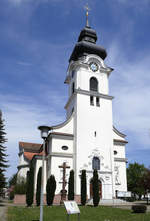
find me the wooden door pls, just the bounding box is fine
[90,180,102,199]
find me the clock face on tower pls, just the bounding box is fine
[89,62,98,72]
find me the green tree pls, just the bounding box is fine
[8,173,17,187]
[68,170,74,200]
[36,167,42,206]
[92,169,100,207]
[140,168,150,204]
[46,175,56,206]
[14,177,27,194]
[26,162,34,206]
[127,162,146,199]
[8,173,17,200]
[0,110,8,196]
[81,170,87,206]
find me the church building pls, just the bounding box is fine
[17,15,128,203]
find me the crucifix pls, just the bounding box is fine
[59,162,70,204]
[84,3,91,27]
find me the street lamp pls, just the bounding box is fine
[38,125,51,221]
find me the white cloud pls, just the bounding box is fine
[17,61,32,66]
[7,0,30,5]
[116,0,150,6]
[107,41,150,149]
[1,93,66,178]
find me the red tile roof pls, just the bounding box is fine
[19,142,42,153]
[19,141,49,161]
[24,151,44,161]
[19,141,44,161]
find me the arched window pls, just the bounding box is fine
[72,82,75,94]
[90,77,98,92]
[92,157,100,170]
[90,96,94,105]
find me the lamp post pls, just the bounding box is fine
[38,126,51,221]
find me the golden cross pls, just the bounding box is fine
[84,3,90,27]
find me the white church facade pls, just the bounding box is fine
[17,20,128,203]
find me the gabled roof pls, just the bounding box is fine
[19,141,45,162]
[19,142,42,153]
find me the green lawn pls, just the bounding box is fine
[7,205,150,221]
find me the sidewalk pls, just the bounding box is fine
[114,200,150,211]
[0,200,7,221]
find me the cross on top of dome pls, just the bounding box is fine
[84,3,90,27]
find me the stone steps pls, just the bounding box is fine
[87,198,130,205]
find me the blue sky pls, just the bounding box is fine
[1,0,150,179]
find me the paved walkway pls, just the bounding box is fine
[0,201,7,221]
[112,201,150,212]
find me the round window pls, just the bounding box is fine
[114,150,117,155]
[62,146,68,151]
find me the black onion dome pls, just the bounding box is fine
[78,27,97,43]
[69,26,107,62]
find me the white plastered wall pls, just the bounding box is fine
[17,153,29,179]
[76,67,109,95]
[114,161,127,192]
[52,113,74,134]
[114,144,126,159]
[75,92,115,199]
[17,166,29,180]
[50,156,73,194]
[51,138,73,154]
[46,114,74,194]
[34,158,47,194]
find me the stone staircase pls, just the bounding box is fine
[87,198,131,205]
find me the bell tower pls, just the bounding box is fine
[64,10,116,199]
[17,7,128,203]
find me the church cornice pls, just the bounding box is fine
[113,126,126,138]
[113,139,128,145]
[65,55,114,84]
[76,88,114,100]
[114,157,128,163]
[65,89,114,109]
[65,61,88,84]
[64,92,76,109]
[48,152,73,158]
[85,170,112,174]
[49,112,74,130]
[49,132,74,140]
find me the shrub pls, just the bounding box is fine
[36,167,42,206]
[9,191,14,200]
[132,205,147,213]
[68,170,74,200]
[8,173,17,187]
[125,197,136,202]
[26,163,34,207]
[81,170,87,206]
[46,175,56,206]
[92,169,100,207]
[14,177,27,194]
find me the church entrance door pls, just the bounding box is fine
[90,180,102,199]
